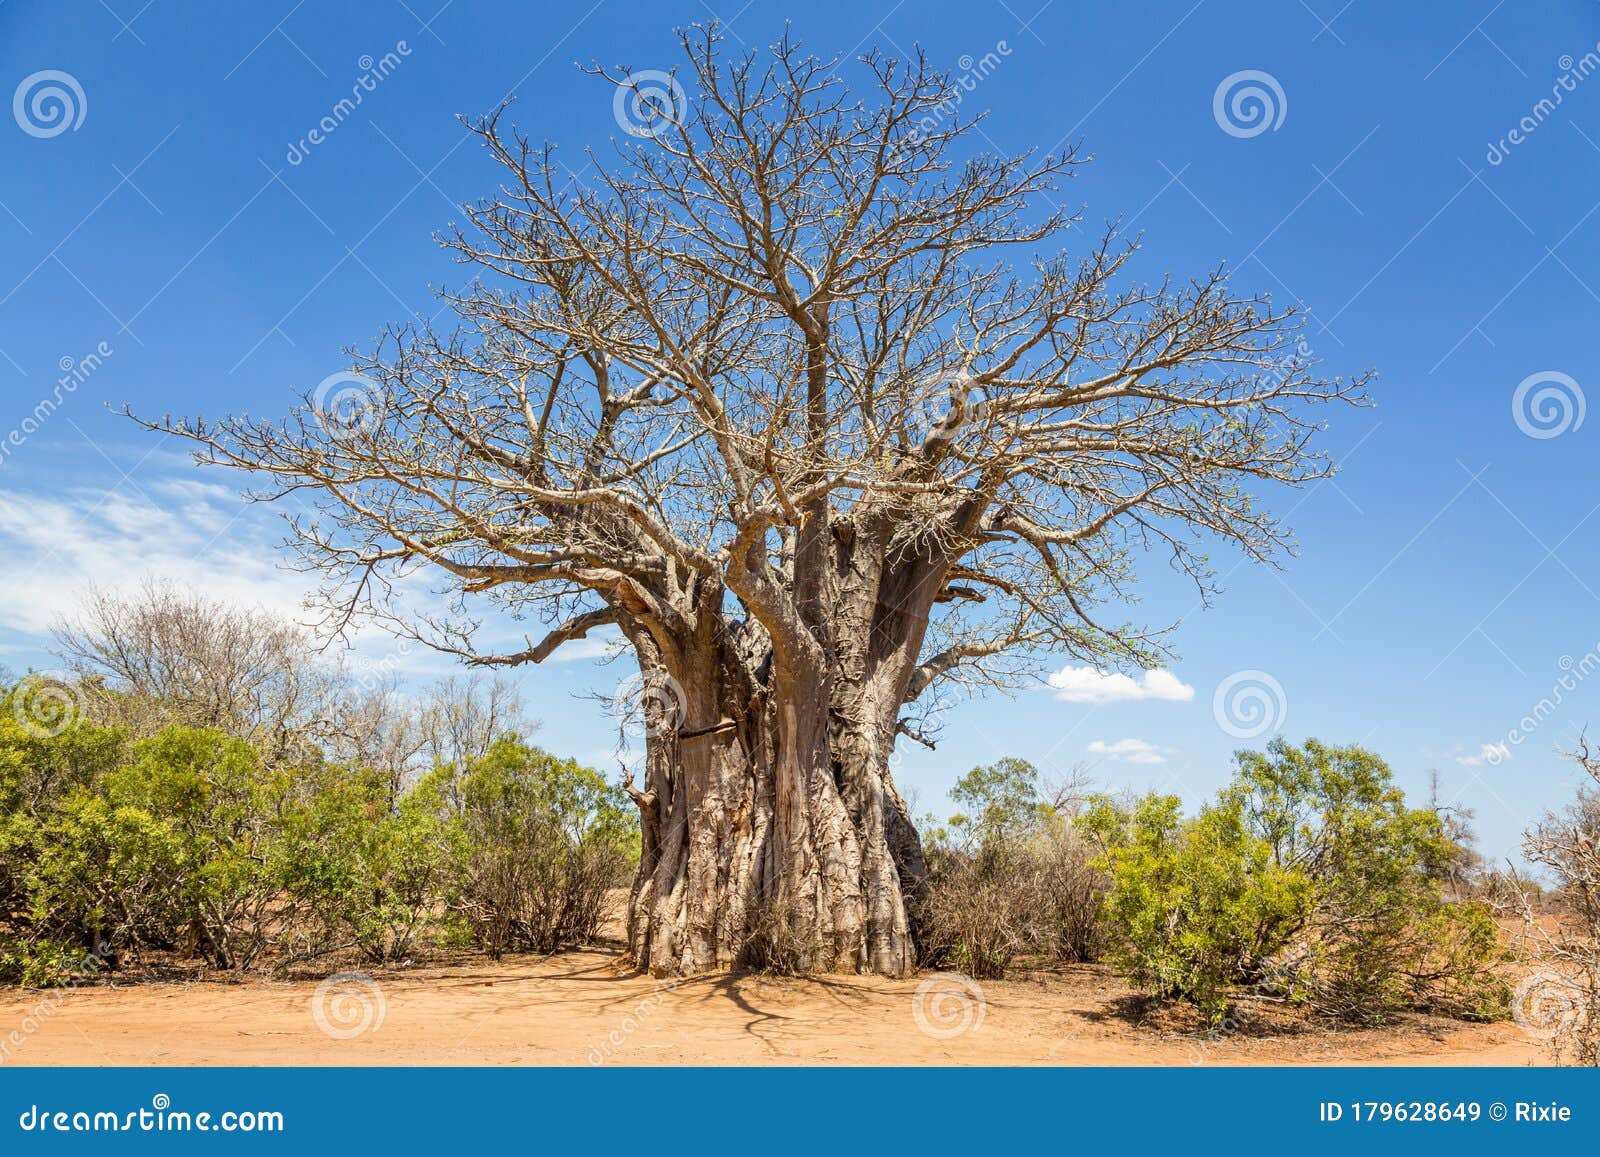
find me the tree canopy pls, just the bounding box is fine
[137,27,1368,976]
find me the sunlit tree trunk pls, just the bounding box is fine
[622,581,926,977]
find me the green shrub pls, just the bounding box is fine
[24,727,280,969]
[271,764,447,964]
[1091,793,1309,1020]
[0,675,639,980]
[1092,739,1510,1023]
[435,739,637,957]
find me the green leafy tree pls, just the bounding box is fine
[26,728,280,970]
[1092,793,1309,1019]
[945,758,1046,849]
[1228,739,1509,1021]
[1093,739,1509,1023]
[435,739,638,957]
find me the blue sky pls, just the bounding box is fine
[1,0,1597,864]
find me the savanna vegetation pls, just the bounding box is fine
[1510,741,1600,1065]
[134,27,1371,978]
[919,742,1516,1028]
[0,584,637,986]
[4,580,1594,1065]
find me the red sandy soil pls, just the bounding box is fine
[0,948,1544,1067]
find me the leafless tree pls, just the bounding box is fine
[417,674,531,769]
[54,579,328,755]
[137,28,1367,976]
[53,581,527,787]
[1517,740,1600,1064]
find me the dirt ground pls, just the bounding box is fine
[0,946,1544,1067]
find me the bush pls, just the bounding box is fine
[1032,821,1109,965]
[1092,739,1510,1024]
[0,672,638,980]
[1089,793,1309,1019]
[435,739,637,958]
[922,759,1109,977]
[923,843,1038,979]
[271,764,447,964]
[1517,741,1600,1065]
[24,728,281,970]
[0,681,126,944]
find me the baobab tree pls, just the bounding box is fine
[140,28,1367,977]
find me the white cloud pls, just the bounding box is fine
[1087,737,1172,764]
[0,475,627,684]
[1455,742,1511,767]
[0,482,313,636]
[1047,665,1195,704]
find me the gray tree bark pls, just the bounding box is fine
[621,553,931,978]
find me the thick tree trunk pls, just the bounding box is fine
[623,628,924,977]
[620,512,942,979]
